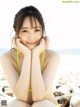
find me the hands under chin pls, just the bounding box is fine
[32,38,48,56]
[12,37,31,56]
[12,37,48,56]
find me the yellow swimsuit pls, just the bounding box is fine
[16,50,45,93]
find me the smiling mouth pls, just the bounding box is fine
[26,40,40,45]
[26,41,37,44]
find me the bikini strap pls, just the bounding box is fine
[16,50,20,75]
[41,50,45,73]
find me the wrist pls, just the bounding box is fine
[24,52,31,57]
[32,50,40,57]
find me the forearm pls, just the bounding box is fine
[14,54,31,101]
[31,53,46,101]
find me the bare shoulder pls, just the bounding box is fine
[46,49,60,60]
[0,49,16,63]
[0,51,11,60]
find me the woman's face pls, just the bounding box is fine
[18,17,43,49]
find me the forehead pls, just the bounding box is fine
[22,17,41,28]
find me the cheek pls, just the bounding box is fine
[19,35,28,43]
[36,34,42,39]
[19,33,25,38]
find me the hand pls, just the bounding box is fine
[33,37,48,56]
[12,37,31,56]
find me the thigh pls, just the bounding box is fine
[7,99,31,107]
[32,100,57,107]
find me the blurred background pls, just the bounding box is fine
[0,0,80,78]
[0,1,80,105]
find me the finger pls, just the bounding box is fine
[40,39,46,50]
[15,38,21,48]
[16,38,26,49]
[16,38,22,46]
[41,38,45,44]
[16,38,21,42]
[42,38,48,49]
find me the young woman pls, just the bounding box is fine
[0,5,60,107]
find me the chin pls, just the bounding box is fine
[27,45,36,50]
[29,47,34,50]
[25,41,39,49]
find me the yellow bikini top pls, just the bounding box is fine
[16,50,45,93]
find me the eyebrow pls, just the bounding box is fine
[21,27,42,29]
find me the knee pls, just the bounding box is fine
[31,102,38,107]
[7,99,30,107]
[32,102,40,107]
[32,100,57,107]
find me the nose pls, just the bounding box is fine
[29,34,35,40]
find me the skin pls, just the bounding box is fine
[0,17,60,107]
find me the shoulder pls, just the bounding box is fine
[0,49,17,73]
[0,49,16,62]
[46,49,60,61]
[0,51,11,60]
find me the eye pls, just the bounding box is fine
[22,30,28,32]
[35,29,41,32]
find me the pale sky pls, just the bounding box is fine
[0,0,80,50]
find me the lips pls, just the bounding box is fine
[26,39,40,45]
[26,41,37,44]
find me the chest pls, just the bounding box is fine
[12,52,49,75]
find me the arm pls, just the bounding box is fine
[31,52,46,101]
[42,52,60,104]
[12,38,31,101]
[14,54,31,101]
[0,53,31,101]
[31,51,60,102]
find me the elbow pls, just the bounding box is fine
[33,95,44,102]
[32,86,46,101]
[15,93,28,102]
[14,90,28,102]
[17,97,27,102]
[32,92,45,101]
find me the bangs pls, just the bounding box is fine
[29,16,39,28]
